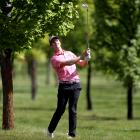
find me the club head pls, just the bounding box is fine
[82,3,88,9]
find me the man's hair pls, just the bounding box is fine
[49,36,59,45]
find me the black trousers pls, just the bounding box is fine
[48,82,81,137]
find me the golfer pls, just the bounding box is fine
[47,36,91,139]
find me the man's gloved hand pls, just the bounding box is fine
[85,48,91,61]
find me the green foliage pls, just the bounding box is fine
[93,0,140,87]
[61,0,94,54]
[61,8,86,53]
[0,0,79,51]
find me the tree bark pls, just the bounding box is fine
[27,57,37,100]
[86,61,92,110]
[127,82,133,120]
[31,59,37,100]
[0,69,1,102]
[0,49,14,129]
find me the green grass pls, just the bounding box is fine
[1,63,140,140]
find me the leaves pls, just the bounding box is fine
[93,0,140,87]
[0,0,79,51]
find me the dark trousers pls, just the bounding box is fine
[48,82,81,137]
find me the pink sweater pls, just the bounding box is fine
[51,50,80,82]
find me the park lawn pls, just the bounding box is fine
[0,63,140,140]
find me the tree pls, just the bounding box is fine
[25,49,38,100]
[0,0,79,129]
[93,0,140,119]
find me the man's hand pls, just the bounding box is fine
[83,48,91,61]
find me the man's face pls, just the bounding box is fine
[51,39,61,50]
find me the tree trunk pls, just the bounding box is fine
[127,82,133,120]
[86,61,92,110]
[31,59,37,100]
[27,58,37,100]
[0,49,14,129]
[0,65,1,102]
[0,70,1,102]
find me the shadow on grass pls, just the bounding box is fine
[80,114,140,121]
[0,106,55,112]
[121,128,140,132]
[15,106,55,111]
[80,114,119,121]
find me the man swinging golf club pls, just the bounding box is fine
[46,36,91,139]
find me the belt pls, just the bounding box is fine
[59,80,80,84]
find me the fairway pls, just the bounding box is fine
[0,62,140,140]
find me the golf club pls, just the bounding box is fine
[82,1,91,60]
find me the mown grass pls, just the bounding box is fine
[0,62,140,140]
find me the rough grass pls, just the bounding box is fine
[0,62,140,140]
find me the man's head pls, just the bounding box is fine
[49,36,62,51]
[49,36,60,46]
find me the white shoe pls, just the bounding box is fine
[67,135,74,139]
[67,133,75,139]
[47,130,54,138]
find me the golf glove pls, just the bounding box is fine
[85,49,91,61]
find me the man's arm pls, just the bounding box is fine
[60,56,88,67]
[60,49,90,67]
[60,56,82,67]
[76,59,88,67]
